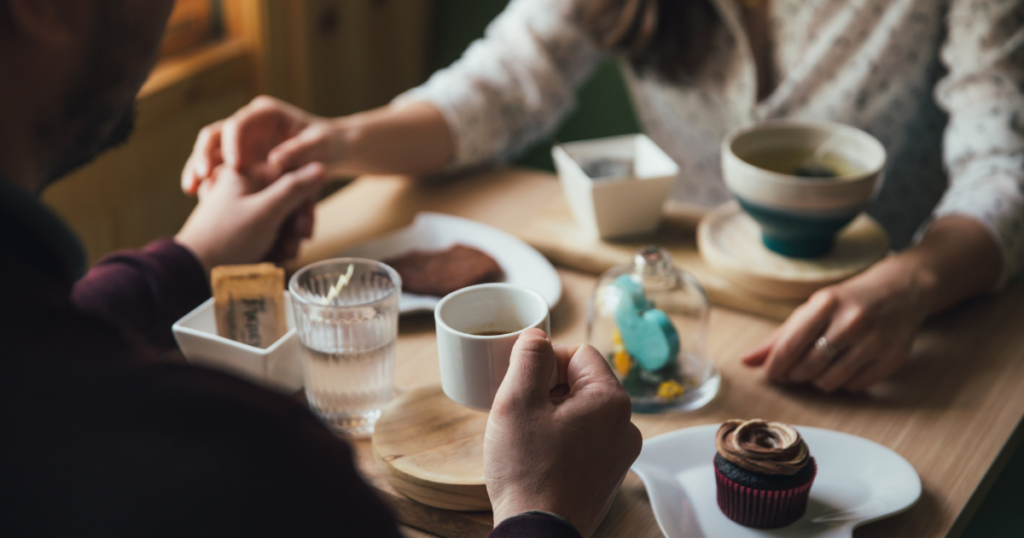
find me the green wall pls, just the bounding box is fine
[430,0,640,171]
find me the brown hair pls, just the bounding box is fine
[582,0,718,81]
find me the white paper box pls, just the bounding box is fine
[172,292,303,392]
[553,134,678,239]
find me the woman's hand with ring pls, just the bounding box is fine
[741,255,935,392]
[181,95,352,196]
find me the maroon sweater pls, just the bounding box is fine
[0,180,580,538]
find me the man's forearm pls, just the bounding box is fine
[72,239,209,350]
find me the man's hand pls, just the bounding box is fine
[485,329,642,538]
[181,96,346,195]
[175,163,325,273]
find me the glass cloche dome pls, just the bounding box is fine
[588,246,719,412]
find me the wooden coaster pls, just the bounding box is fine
[697,202,890,300]
[372,385,491,511]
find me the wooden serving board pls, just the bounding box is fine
[517,199,803,320]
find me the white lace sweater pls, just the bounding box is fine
[399,0,1024,284]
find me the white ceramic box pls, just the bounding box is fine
[552,134,679,239]
[172,292,303,392]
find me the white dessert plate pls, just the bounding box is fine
[631,424,921,538]
[341,212,562,314]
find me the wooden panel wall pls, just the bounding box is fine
[238,0,434,116]
[301,0,433,116]
[43,41,255,264]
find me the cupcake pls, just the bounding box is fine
[714,419,816,528]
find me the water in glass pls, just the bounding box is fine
[290,259,400,437]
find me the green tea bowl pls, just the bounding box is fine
[721,120,887,258]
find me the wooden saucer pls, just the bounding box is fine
[697,202,890,300]
[372,385,491,511]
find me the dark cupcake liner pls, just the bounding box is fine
[715,458,817,529]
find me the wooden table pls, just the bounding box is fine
[295,168,1024,538]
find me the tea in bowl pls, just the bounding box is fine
[721,120,886,258]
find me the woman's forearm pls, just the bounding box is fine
[898,215,1003,317]
[335,101,454,176]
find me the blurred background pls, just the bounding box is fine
[41,3,1023,534]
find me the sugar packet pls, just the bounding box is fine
[211,263,287,349]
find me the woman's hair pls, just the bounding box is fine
[582,0,718,81]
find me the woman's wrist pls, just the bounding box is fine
[864,215,1001,321]
[332,102,453,176]
[875,251,941,321]
[326,115,366,175]
[912,215,1002,315]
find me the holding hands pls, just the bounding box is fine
[175,162,325,272]
[181,96,349,195]
[181,95,453,198]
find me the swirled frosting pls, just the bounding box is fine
[715,419,810,476]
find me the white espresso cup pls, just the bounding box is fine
[435,283,553,410]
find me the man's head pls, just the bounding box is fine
[0,0,175,191]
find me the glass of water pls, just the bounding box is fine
[289,258,401,437]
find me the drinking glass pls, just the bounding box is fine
[289,258,401,437]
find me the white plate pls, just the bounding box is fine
[631,424,921,538]
[342,212,562,314]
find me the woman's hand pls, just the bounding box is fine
[181,96,346,195]
[741,259,931,392]
[485,330,642,538]
[181,96,453,197]
[742,215,1002,393]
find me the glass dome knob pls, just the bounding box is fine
[634,245,675,277]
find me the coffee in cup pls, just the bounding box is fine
[434,283,553,410]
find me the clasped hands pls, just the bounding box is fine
[175,97,339,272]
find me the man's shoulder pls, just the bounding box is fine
[1,279,344,462]
[1,323,377,534]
